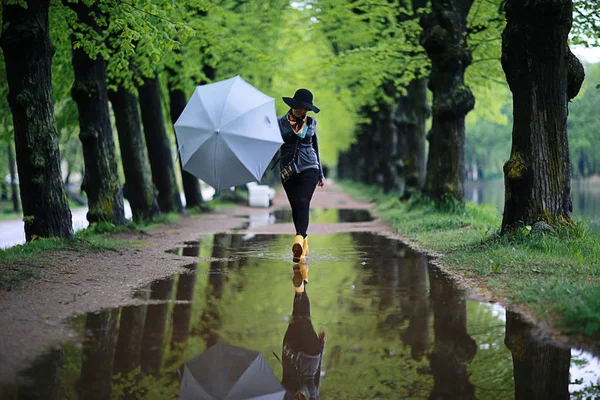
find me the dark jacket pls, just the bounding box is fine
[278,114,324,180]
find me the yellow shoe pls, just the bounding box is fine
[303,237,309,258]
[299,262,309,283]
[292,235,304,263]
[293,265,304,290]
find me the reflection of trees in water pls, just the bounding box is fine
[351,232,432,361]
[504,311,570,400]
[16,348,63,399]
[398,252,431,361]
[140,278,174,376]
[171,245,199,348]
[114,285,150,376]
[198,233,229,348]
[428,268,477,400]
[78,310,119,400]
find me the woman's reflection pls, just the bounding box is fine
[281,264,326,400]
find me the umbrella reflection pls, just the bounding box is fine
[179,342,285,400]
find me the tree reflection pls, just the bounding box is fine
[171,244,200,348]
[114,285,150,375]
[78,310,119,400]
[140,278,174,376]
[198,233,230,348]
[399,251,431,361]
[16,348,63,399]
[428,268,477,400]
[504,311,570,400]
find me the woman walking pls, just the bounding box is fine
[278,89,325,263]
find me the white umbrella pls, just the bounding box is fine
[174,75,282,192]
[179,342,285,400]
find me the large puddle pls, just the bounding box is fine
[233,208,374,231]
[1,232,599,399]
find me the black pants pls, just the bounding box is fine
[282,169,319,238]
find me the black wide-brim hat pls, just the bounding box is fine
[282,88,320,113]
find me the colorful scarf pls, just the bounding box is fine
[287,112,308,139]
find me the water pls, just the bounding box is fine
[1,233,598,399]
[234,208,374,231]
[465,178,600,232]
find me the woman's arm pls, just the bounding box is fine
[314,331,326,391]
[311,121,324,181]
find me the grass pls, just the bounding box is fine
[342,180,600,343]
[0,211,187,290]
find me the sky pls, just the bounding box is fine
[572,46,600,64]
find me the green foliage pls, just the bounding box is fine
[572,0,600,49]
[569,62,600,177]
[464,62,600,178]
[465,0,507,123]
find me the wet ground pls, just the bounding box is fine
[1,224,599,399]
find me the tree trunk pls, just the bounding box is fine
[138,75,183,214]
[108,87,160,222]
[0,0,73,241]
[7,143,20,213]
[65,1,125,226]
[376,85,401,194]
[166,69,204,208]
[420,0,475,206]
[78,310,119,400]
[500,0,585,232]
[397,78,429,200]
[504,311,571,400]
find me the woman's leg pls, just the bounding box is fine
[294,169,319,238]
[282,174,300,233]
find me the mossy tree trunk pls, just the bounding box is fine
[397,78,429,200]
[1,0,73,241]
[166,62,204,209]
[500,0,585,233]
[65,1,125,226]
[108,86,161,222]
[138,75,183,214]
[420,0,475,205]
[504,311,571,399]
